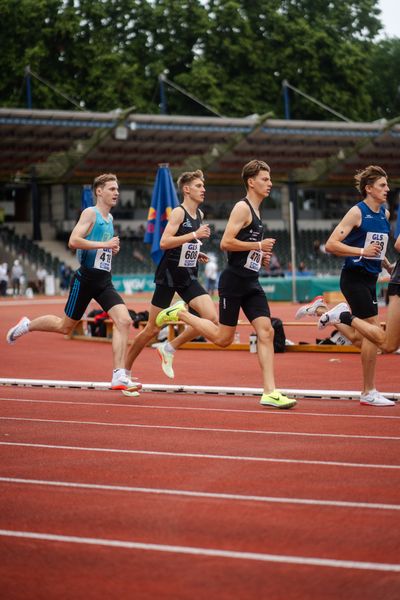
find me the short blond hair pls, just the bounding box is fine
[177,170,204,194]
[92,173,118,197]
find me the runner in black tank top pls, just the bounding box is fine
[226,198,264,278]
[156,160,296,410]
[155,206,202,287]
[125,170,219,381]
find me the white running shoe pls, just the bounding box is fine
[295,295,327,320]
[111,373,142,392]
[157,343,175,379]
[317,302,350,330]
[360,390,395,407]
[6,316,30,344]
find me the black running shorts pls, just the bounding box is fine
[151,280,208,309]
[387,283,400,297]
[218,270,270,327]
[340,268,378,319]
[65,267,124,321]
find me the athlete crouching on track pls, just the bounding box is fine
[156,160,296,409]
[124,169,219,384]
[6,173,141,394]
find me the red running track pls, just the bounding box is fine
[1,297,400,598]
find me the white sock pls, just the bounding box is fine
[164,342,175,353]
[113,368,125,378]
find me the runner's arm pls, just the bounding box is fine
[220,201,275,253]
[325,206,381,258]
[160,207,210,250]
[68,208,120,252]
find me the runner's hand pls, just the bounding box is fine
[106,236,120,254]
[260,238,275,252]
[262,252,271,268]
[198,252,209,263]
[195,224,211,240]
[363,241,381,258]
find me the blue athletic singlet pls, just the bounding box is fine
[77,207,114,271]
[342,201,390,275]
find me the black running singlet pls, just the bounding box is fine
[390,257,400,285]
[155,206,203,288]
[226,198,264,278]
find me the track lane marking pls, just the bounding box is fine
[1,476,399,511]
[1,441,399,469]
[1,397,400,420]
[1,529,399,572]
[1,416,400,441]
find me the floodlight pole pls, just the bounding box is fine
[288,176,298,303]
[31,166,42,241]
[25,66,32,109]
[282,80,290,120]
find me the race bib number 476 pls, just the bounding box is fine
[244,249,262,272]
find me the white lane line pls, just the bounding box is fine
[1,397,400,420]
[0,529,399,572]
[1,476,399,511]
[1,441,399,470]
[1,416,400,441]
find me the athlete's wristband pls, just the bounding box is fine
[360,248,364,257]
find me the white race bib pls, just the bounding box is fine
[94,248,112,271]
[244,249,262,272]
[178,242,201,268]
[363,232,388,260]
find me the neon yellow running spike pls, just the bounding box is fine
[156,300,185,328]
[260,390,297,409]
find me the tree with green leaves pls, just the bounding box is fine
[0,0,398,122]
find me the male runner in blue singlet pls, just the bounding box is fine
[6,173,140,392]
[295,165,394,406]
[156,160,296,409]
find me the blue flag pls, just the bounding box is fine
[144,164,180,265]
[81,185,94,210]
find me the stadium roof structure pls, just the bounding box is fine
[1,107,400,187]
